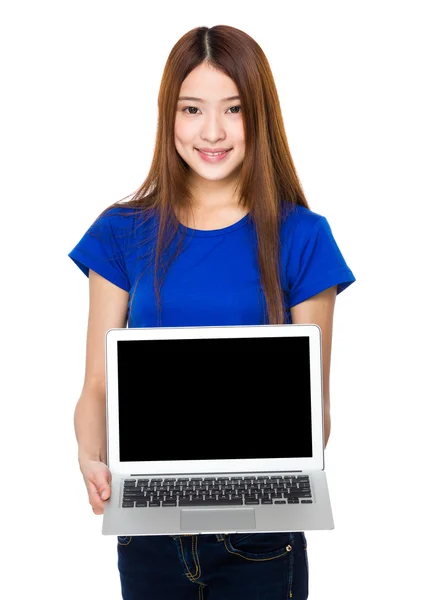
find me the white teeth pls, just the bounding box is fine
[200,150,227,156]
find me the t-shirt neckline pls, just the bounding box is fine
[180,213,251,237]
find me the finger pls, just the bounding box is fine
[100,487,111,500]
[86,480,103,507]
[92,504,104,515]
[88,480,111,511]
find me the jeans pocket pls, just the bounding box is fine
[224,532,293,561]
[117,536,132,546]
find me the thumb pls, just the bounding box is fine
[95,475,111,500]
[100,489,109,500]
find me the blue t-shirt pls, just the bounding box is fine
[68,204,355,326]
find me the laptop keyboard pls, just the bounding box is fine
[121,475,313,508]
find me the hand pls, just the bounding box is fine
[79,459,112,515]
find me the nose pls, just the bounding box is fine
[200,111,226,143]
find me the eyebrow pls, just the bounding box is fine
[178,95,241,103]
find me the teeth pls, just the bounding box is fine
[201,150,226,156]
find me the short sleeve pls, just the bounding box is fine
[287,215,356,307]
[68,208,131,291]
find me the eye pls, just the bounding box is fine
[228,105,242,114]
[182,106,201,115]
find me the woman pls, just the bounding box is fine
[69,24,355,600]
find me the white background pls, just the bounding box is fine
[1,1,420,598]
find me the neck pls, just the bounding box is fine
[187,171,241,210]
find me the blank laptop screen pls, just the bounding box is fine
[116,336,313,462]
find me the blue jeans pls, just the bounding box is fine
[117,532,309,599]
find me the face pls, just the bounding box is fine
[174,63,245,186]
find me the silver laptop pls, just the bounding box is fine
[102,323,334,535]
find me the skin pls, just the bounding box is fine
[75,63,336,515]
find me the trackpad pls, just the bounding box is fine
[181,508,256,532]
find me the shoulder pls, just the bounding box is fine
[92,204,141,230]
[90,204,158,244]
[280,203,332,250]
[281,203,326,234]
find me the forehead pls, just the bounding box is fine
[179,63,239,100]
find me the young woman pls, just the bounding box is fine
[69,24,355,600]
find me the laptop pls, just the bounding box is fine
[102,323,334,535]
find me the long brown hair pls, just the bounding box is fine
[98,25,309,324]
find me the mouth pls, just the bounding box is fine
[194,148,233,163]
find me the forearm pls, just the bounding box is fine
[74,385,107,465]
[324,410,331,448]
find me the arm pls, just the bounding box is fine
[74,269,129,467]
[290,285,337,448]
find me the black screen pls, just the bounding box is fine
[116,336,313,461]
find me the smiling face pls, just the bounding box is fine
[174,62,245,188]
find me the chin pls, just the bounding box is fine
[196,170,235,182]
